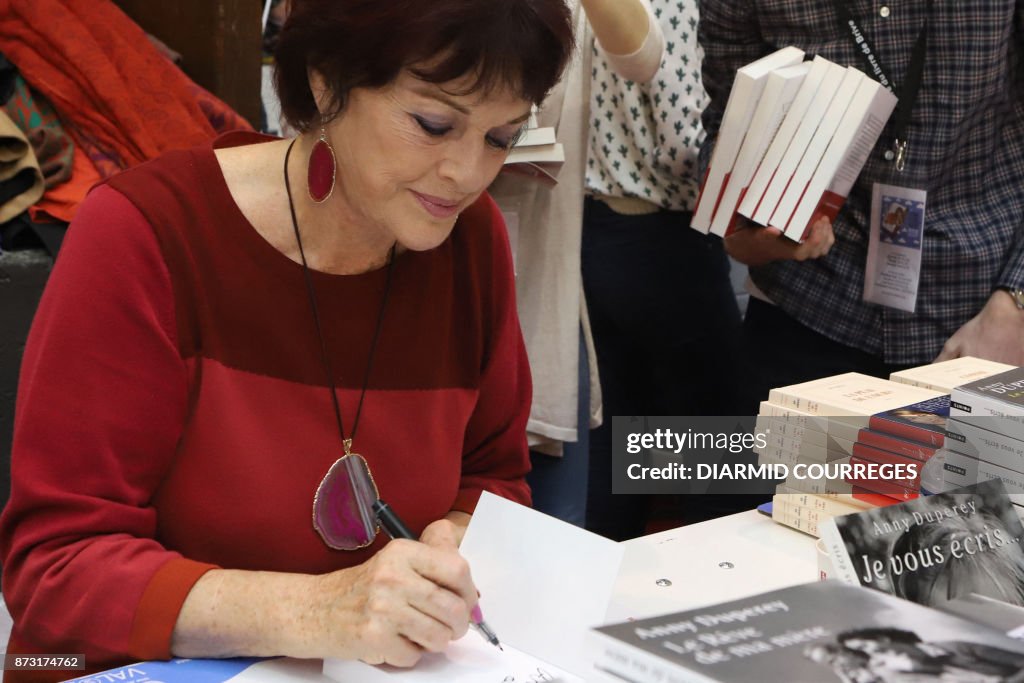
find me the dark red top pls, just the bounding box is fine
[0,134,532,681]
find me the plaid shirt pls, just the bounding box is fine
[699,1,1024,364]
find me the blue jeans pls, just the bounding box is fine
[527,330,590,528]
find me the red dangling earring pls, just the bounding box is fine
[307,124,336,203]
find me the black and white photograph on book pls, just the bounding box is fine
[820,479,1024,609]
[1,0,1023,681]
[591,582,1024,683]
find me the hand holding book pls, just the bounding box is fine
[724,213,835,267]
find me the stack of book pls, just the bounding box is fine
[853,393,949,499]
[501,108,564,185]
[942,367,1024,509]
[692,49,897,243]
[756,373,945,536]
[763,361,1024,536]
[589,580,1024,683]
[591,478,1024,683]
[888,355,1015,393]
[770,484,874,538]
[820,478,1024,607]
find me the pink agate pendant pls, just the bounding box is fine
[312,440,380,550]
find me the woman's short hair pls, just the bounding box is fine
[275,0,576,131]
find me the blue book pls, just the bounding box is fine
[63,657,266,683]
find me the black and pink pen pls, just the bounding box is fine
[371,499,503,651]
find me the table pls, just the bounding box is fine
[68,510,817,682]
[607,509,817,622]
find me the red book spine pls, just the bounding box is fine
[849,486,906,506]
[851,485,918,504]
[711,171,732,221]
[723,186,749,236]
[749,167,778,218]
[799,190,846,242]
[846,453,920,495]
[856,429,938,462]
[868,414,945,447]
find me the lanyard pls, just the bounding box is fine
[828,0,933,171]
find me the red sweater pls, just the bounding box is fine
[0,135,532,681]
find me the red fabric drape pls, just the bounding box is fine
[0,0,253,179]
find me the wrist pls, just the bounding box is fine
[172,569,326,659]
[996,286,1024,311]
[987,288,1024,322]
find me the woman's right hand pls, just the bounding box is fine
[723,215,835,267]
[311,537,478,666]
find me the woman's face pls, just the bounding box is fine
[320,69,532,252]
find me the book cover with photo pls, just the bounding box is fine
[819,479,1024,609]
[62,658,269,683]
[939,593,1024,640]
[868,394,950,448]
[589,581,1024,683]
[857,427,942,462]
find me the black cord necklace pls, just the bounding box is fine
[283,137,396,549]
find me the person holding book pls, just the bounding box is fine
[0,1,575,679]
[488,0,664,528]
[580,0,744,540]
[698,1,1024,415]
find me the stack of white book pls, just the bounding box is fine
[692,48,898,242]
[943,366,1024,505]
[756,372,948,536]
[889,356,1016,393]
[501,109,564,186]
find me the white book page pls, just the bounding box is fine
[751,61,846,225]
[769,67,864,231]
[460,492,624,678]
[739,56,830,219]
[323,635,582,683]
[692,47,804,231]
[710,63,810,236]
[782,79,896,242]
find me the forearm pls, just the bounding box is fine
[174,520,482,666]
[172,568,324,659]
[580,0,650,55]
